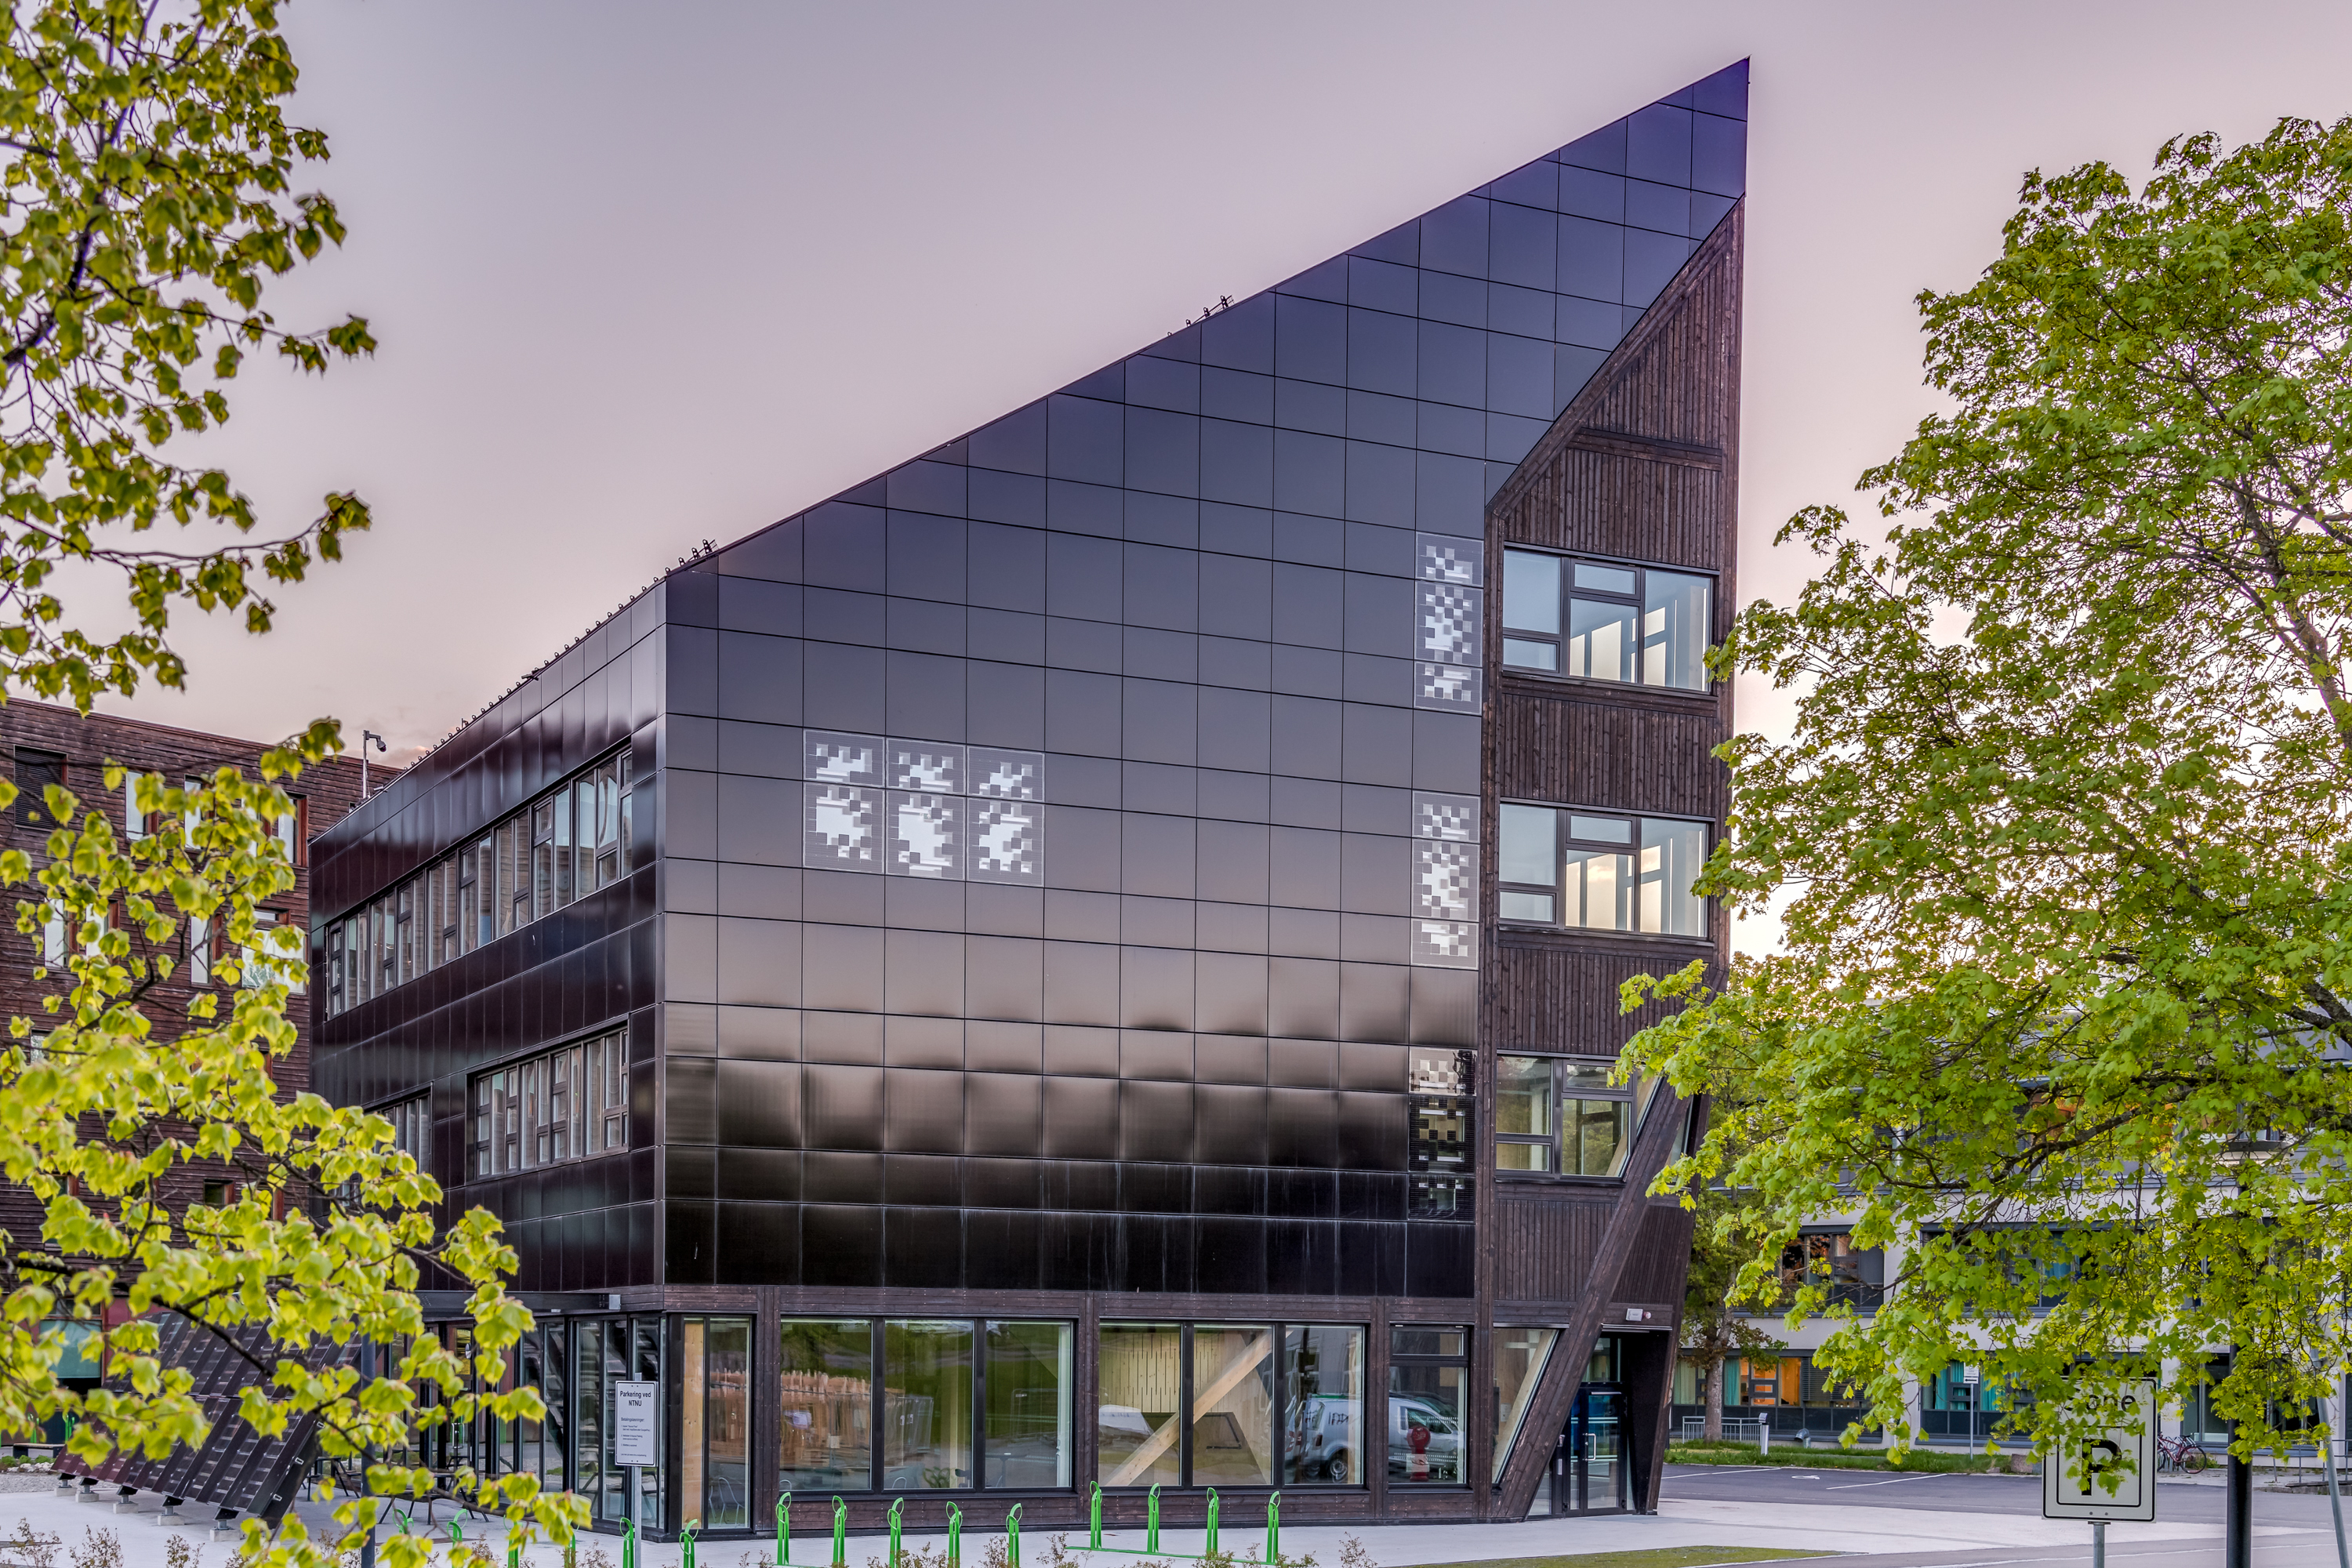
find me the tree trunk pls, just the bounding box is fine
[1704,1350,1726,1441]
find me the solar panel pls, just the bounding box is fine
[54,1316,354,1526]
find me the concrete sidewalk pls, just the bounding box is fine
[0,1481,2326,1568]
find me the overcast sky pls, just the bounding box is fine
[74,0,2352,947]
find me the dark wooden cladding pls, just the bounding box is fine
[1613,1204,1698,1306]
[1497,449,1724,569]
[1489,939,1704,1054]
[1478,199,1742,1521]
[1492,1194,1613,1300]
[1494,696,1728,818]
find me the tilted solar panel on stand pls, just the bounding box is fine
[54,1316,354,1525]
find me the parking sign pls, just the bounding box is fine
[2043,1378,2158,1522]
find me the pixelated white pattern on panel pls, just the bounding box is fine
[971,747,1044,801]
[1417,582,1483,666]
[891,741,965,794]
[1414,662,1482,712]
[1415,840,1475,922]
[1417,533,1485,586]
[1414,791,1479,843]
[804,785,879,871]
[804,730,881,786]
[969,799,1042,884]
[1412,920,1478,968]
[887,790,963,879]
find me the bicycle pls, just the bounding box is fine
[2155,1433,2211,1474]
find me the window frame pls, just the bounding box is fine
[1493,1054,1637,1180]
[1497,546,1715,693]
[469,1027,630,1181]
[1495,801,1713,941]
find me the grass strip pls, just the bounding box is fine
[1407,1549,1831,1568]
[1668,1441,2025,1474]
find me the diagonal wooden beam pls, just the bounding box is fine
[1105,1330,1275,1488]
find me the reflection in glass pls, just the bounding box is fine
[1098,1323,1182,1487]
[635,1320,664,1530]
[1190,1326,1276,1486]
[542,1323,568,1508]
[1492,1328,1560,1482]
[780,1319,873,1493]
[1639,818,1710,936]
[704,1319,751,1526]
[1498,804,1557,887]
[1642,570,1711,691]
[1502,551,1560,634]
[1574,563,1639,595]
[1281,1325,1366,1486]
[1567,597,1638,682]
[681,1321,703,1526]
[1495,1056,1555,1172]
[884,1320,974,1490]
[1573,1098,1628,1176]
[985,1321,1073,1488]
[1388,1362,1465,1483]
[1564,845,1634,930]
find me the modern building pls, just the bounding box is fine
[310,61,1747,1536]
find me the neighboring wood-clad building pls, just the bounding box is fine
[308,61,1748,1537]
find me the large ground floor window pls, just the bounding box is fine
[778,1318,1073,1494]
[1099,1322,1367,1490]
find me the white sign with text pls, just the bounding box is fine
[612,1380,659,1468]
[2042,1378,2158,1522]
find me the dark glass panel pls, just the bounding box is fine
[713,1059,800,1149]
[778,1319,873,1492]
[1041,1076,1119,1159]
[716,1201,797,1286]
[965,1072,1042,1157]
[803,1065,885,1152]
[800,1204,883,1287]
[883,1207,964,1290]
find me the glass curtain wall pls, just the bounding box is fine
[781,1319,1072,1494]
[1100,1322,1367,1490]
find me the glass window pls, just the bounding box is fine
[1492,1328,1559,1483]
[1497,805,1709,938]
[1388,1327,1468,1486]
[780,1319,874,1492]
[884,1320,974,1490]
[984,1321,1072,1489]
[1499,548,1711,691]
[470,1029,629,1179]
[1280,1326,1364,1486]
[13,749,62,826]
[1189,1326,1275,1486]
[1495,1057,1634,1177]
[1098,1323,1182,1488]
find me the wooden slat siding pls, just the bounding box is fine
[1495,698,1728,818]
[1613,1205,1698,1305]
[1490,939,1700,1055]
[1501,451,1723,569]
[1475,201,1743,1519]
[1492,1196,1613,1300]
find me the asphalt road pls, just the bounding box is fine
[1661,1465,2352,1568]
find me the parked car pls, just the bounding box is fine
[1286,1397,1360,1482]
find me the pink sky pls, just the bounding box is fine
[76,0,2352,953]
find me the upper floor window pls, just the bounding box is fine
[1495,1055,1634,1177]
[325,749,632,1016]
[13,749,63,827]
[1500,549,1711,691]
[470,1028,628,1180]
[1497,804,1708,938]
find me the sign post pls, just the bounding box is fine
[2043,1378,2159,1568]
[614,1380,659,1534]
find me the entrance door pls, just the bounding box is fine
[1551,1386,1631,1514]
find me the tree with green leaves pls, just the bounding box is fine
[1628,114,2352,1464]
[1678,1184,1783,1443]
[0,5,564,1566]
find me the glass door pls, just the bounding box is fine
[1553,1387,1630,1514]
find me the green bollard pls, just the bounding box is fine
[510,1531,523,1568]
[682,1522,701,1568]
[1004,1506,1022,1568]
[454,1522,466,1555]
[831,1497,848,1568]
[1145,1486,1160,1555]
[1087,1483,1103,1550]
[1203,1490,1220,1559]
[620,1519,636,1568]
[947,1504,962,1568]
[778,1494,793,1566]
[1262,1494,1279,1566]
[887,1500,904,1568]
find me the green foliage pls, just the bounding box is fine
[0,0,372,710]
[0,743,579,1566]
[1626,115,2352,1461]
